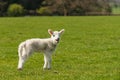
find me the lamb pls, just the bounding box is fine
[17,29,65,70]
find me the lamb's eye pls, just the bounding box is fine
[53,35,55,37]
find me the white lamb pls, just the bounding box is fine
[17,29,65,70]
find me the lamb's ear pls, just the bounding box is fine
[59,29,65,34]
[48,29,53,35]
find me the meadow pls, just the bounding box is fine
[0,16,120,80]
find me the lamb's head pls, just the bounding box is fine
[48,29,65,45]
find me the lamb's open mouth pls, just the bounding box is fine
[56,38,60,42]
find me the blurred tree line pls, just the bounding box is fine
[0,0,112,16]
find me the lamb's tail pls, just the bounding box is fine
[18,42,26,57]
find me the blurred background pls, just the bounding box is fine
[0,0,120,16]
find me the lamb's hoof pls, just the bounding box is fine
[47,68,51,70]
[43,68,51,70]
[18,68,22,71]
[43,68,47,70]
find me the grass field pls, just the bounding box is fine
[0,16,120,80]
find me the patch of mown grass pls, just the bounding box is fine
[0,16,120,80]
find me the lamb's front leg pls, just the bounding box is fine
[47,54,52,69]
[43,52,52,70]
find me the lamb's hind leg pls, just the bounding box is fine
[18,55,27,70]
[18,50,32,70]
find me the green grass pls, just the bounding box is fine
[0,16,120,80]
